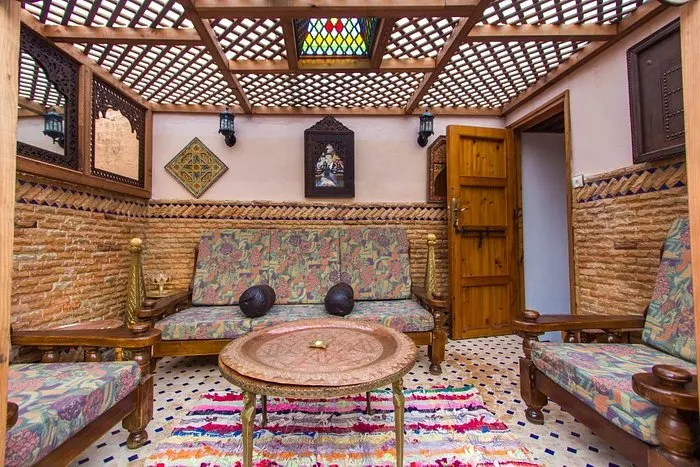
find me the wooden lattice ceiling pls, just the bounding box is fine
[19,0,667,116]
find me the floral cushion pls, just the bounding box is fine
[642,218,696,363]
[269,229,340,304]
[191,229,271,306]
[347,300,434,332]
[156,306,253,340]
[531,342,696,445]
[6,362,140,467]
[249,304,331,331]
[340,227,412,300]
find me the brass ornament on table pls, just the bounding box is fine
[309,339,328,349]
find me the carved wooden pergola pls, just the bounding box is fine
[18,0,668,117]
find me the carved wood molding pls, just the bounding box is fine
[91,77,147,188]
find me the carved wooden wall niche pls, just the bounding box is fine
[304,116,355,198]
[628,20,684,163]
[17,25,79,170]
[427,136,447,204]
[91,77,146,187]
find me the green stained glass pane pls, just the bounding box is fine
[296,17,377,57]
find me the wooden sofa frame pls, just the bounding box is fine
[514,310,699,467]
[129,234,450,375]
[7,325,160,466]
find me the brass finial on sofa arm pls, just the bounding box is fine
[424,233,437,298]
[126,237,146,327]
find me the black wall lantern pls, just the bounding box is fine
[417,110,434,147]
[43,107,64,148]
[218,107,236,147]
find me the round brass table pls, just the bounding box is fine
[218,318,417,467]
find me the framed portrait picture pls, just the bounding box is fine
[304,116,355,198]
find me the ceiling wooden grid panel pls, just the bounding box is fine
[385,17,461,59]
[18,0,665,115]
[239,72,425,108]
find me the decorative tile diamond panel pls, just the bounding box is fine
[420,40,588,108]
[239,72,424,107]
[165,137,228,198]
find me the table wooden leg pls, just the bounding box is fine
[261,394,268,427]
[392,379,405,466]
[242,391,256,467]
[365,391,373,415]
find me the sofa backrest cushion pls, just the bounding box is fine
[642,217,696,363]
[191,229,271,305]
[269,229,340,304]
[340,226,412,300]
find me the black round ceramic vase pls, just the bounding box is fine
[324,282,355,317]
[239,284,276,318]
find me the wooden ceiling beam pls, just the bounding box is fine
[404,0,493,114]
[20,10,153,110]
[228,57,435,73]
[501,1,667,116]
[467,23,618,41]
[371,18,396,69]
[42,26,201,45]
[193,0,478,18]
[150,103,501,116]
[280,20,298,71]
[17,96,55,115]
[179,0,252,113]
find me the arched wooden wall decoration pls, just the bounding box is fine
[91,77,146,188]
[427,135,447,205]
[17,24,79,170]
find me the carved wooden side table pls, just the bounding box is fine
[218,318,417,467]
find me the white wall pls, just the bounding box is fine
[505,9,681,177]
[152,114,504,202]
[522,132,570,340]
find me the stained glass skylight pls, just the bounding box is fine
[295,18,378,57]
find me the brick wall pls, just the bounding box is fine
[572,158,688,316]
[12,174,147,329]
[144,201,449,297]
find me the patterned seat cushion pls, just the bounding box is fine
[340,227,412,300]
[642,218,696,363]
[347,300,434,332]
[531,342,696,445]
[269,229,340,304]
[6,362,140,467]
[191,229,271,306]
[156,306,253,340]
[161,300,434,340]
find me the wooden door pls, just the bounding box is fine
[447,126,519,339]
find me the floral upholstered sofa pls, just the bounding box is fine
[135,227,448,374]
[6,324,160,466]
[514,218,698,466]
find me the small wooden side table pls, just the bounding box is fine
[218,319,417,467]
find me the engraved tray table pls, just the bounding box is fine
[218,318,417,467]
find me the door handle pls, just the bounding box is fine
[452,197,460,231]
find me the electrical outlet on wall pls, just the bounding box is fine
[572,174,585,188]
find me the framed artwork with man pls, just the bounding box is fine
[304,116,355,198]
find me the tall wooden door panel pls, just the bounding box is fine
[447,126,518,339]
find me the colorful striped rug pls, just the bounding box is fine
[146,385,539,467]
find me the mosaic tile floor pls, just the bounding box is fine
[72,335,632,467]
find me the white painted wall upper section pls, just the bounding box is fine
[152,114,503,202]
[505,9,680,177]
